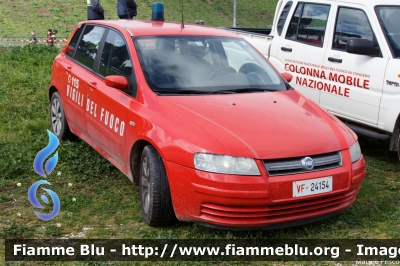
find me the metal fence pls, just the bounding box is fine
[0,36,68,47]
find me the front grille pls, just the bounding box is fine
[263,151,342,176]
[200,188,358,224]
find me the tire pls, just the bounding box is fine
[397,133,400,161]
[139,145,176,226]
[49,92,75,140]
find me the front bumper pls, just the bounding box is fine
[165,155,366,229]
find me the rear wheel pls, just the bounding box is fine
[139,145,176,226]
[50,92,75,140]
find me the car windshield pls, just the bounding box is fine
[134,36,288,94]
[376,6,400,58]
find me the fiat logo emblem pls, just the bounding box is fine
[301,157,314,170]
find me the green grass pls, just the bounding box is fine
[0,0,278,38]
[0,46,400,265]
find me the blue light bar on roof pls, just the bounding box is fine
[151,2,165,21]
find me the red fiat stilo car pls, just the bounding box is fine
[48,12,366,229]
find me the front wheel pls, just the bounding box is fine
[49,92,75,140]
[139,145,176,226]
[397,133,400,161]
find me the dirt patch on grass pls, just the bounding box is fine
[389,171,400,178]
[20,0,28,9]
[62,226,94,239]
[217,11,231,24]
[263,11,271,17]
[36,8,52,19]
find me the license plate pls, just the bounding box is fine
[293,176,332,198]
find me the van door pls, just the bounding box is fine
[376,6,400,133]
[320,3,389,125]
[270,1,331,103]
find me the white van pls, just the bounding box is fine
[229,0,400,159]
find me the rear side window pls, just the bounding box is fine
[375,6,400,58]
[99,30,132,78]
[333,7,375,51]
[285,2,330,47]
[75,25,106,70]
[65,26,84,58]
[277,1,293,36]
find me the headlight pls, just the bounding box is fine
[349,141,362,163]
[194,153,260,175]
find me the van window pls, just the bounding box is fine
[333,7,375,51]
[277,1,293,36]
[285,2,330,47]
[375,6,400,58]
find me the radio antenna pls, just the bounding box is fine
[181,0,185,28]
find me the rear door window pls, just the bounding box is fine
[75,25,106,70]
[375,6,400,58]
[65,25,84,58]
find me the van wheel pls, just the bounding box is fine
[139,145,176,226]
[397,133,400,161]
[50,92,75,140]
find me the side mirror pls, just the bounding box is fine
[346,39,378,56]
[281,72,293,82]
[105,75,129,90]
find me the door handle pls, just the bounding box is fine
[281,47,292,52]
[65,66,72,71]
[89,81,97,90]
[328,57,342,63]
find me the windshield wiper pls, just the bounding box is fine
[154,87,279,95]
[153,89,210,95]
[212,87,276,93]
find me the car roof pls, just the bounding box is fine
[81,20,239,38]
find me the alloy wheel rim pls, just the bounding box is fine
[141,156,150,213]
[51,99,62,135]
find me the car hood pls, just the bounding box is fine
[163,90,353,159]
